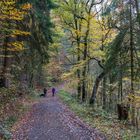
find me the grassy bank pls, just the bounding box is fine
[0,88,39,140]
[58,90,140,140]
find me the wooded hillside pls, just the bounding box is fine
[0,0,140,139]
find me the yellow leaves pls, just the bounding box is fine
[61,72,74,80]
[0,1,31,52]
[11,30,30,36]
[0,1,28,21]
[21,3,32,10]
[10,11,26,20]
[127,94,140,108]
[91,49,105,59]
[0,1,15,12]
[7,41,25,51]
[0,15,7,20]
[62,60,88,80]
[0,14,23,21]
[74,30,83,36]
[0,1,31,21]
[0,0,16,6]
[122,77,130,81]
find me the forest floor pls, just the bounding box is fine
[58,90,140,140]
[11,92,106,140]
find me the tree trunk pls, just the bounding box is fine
[82,65,87,102]
[118,51,123,102]
[77,39,81,99]
[130,0,135,125]
[90,71,106,105]
[82,9,91,102]
[135,0,140,27]
[117,104,129,120]
[82,44,88,102]
[102,76,106,109]
[1,37,9,88]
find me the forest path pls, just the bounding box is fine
[11,93,106,140]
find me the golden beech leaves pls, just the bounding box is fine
[11,30,30,36]
[0,0,32,52]
[7,41,24,51]
[127,94,140,108]
[61,72,74,80]
[59,10,117,81]
[21,3,32,10]
[0,1,31,21]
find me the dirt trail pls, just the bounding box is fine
[12,94,106,140]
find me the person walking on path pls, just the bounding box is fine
[52,87,56,97]
[44,88,47,97]
[40,88,47,97]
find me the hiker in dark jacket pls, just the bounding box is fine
[52,87,56,97]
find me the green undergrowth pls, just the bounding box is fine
[58,90,140,140]
[0,87,39,140]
